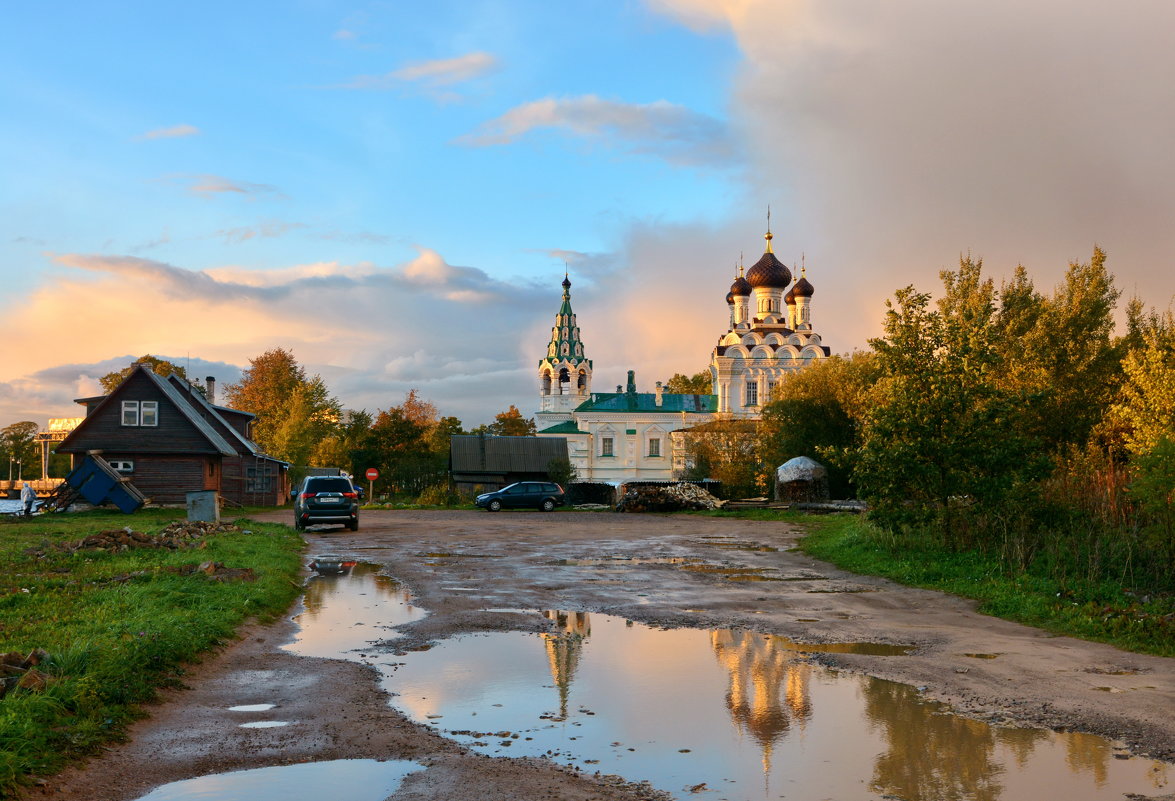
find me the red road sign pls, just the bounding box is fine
[365,468,379,481]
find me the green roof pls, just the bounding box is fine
[538,420,585,434]
[574,392,717,414]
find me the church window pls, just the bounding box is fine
[767,381,776,398]
[560,343,569,356]
[745,382,758,406]
[601,437,614,457]
[648,438,661,457]
[562,327,569,339]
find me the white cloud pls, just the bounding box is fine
[459,95,737,166]
[137,124,200,140]
[335,51,498,91]
[162,173,282,198]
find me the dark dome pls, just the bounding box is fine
[725,291,735,304]
[791,274,814,298]
[745,251,791,289]
[729,275,751,297]
[784,285,797,305]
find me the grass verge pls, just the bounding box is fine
[695,508,1175,658]
[0,509,304,797]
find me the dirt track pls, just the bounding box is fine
[30,510,1175,800]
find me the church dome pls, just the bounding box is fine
[729,274,751,297]
[791,273,814,298]
[725,291,735,304]
[746,251,791,289]
[784,285,797,305]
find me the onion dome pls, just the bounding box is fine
[784,285,797,305]
[792,267,814,298]
[745,228,791,288]
[726,291,735,304]
[729,270,751,297]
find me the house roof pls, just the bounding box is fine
[450,434,568,474]
[537,420,585,435]
[573,392,717,414]
[59,364,249,458]
[164,374,266,457]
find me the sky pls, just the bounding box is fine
[3,0,1174,427]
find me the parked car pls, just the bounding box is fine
[475,481,565,512]
[292,475,360,531]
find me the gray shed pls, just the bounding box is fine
[775,456,829,502]
[450,435,569,492]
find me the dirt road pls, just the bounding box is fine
[32,510,1175,800]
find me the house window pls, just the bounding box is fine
[767,381,776,399]
[246,464,275,493]
[746,382,759,406]
[648,438,661,457]
[601,437,614,457]
[140,401,158,426]
[121,400,159,426]
[121,401,139,426]
[108,460,134,473]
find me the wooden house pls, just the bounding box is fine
[56,364,289,506]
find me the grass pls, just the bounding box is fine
[0,508,304,797]
[713,509,1175,657]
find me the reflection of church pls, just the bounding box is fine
[536,218,830,483]
[711,629,813,775]
[540,610,591,720]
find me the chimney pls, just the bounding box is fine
[205,376,216,405]
[655,381,663,407]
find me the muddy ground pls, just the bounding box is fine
[30,510,1175,800]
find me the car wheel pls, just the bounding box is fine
[348,518,359,531]
[294,518,304,531]
[488,500,502,512]
[541,498,555,512]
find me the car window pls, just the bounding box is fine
[543,483,559,493]
[305,478,353,493]
[505,485,524,494]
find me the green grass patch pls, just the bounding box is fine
[0,509,304,796]
[791,513,1175,658]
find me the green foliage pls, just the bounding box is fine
[474,405,537,436]
[98,355,196,394]
[796,514,1175,657]
[546,456,577,488]
[664,369,712,394]
[1109,310,1175,456]
[758,352,878,498]
[679,418,764,498]
[0,510,304,795]
[367,390,455,496]
[1130,437,1175,571]
[1,421,40,480]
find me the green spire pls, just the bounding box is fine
[540,273,590,368]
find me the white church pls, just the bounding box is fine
[535,223,830,483]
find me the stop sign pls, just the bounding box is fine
[365,468,379,481]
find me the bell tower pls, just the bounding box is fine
[537,272,592,421]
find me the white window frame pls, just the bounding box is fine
[109,460,135,473]
[648,437,661,457]
[140,401,159,427]
[746,381,759,406]
[121,401,139,426]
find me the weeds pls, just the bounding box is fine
[0,509,304,796]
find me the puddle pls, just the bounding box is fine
[132,759,421,801]
[292,572,1171,801]
[238,721,291,728]
[964,653,1001,659]
[552,556,700,566]
[695,541,780,552]
[284,564,425,659]
[228,703,276,712]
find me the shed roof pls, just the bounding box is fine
[450,435,568,473]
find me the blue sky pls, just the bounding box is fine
[3,1,1174,426]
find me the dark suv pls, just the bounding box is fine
[292,476,360,531]
[475,481,565,512]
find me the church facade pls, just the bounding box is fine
[536,223,829,484]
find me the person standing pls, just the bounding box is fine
[20,481,36,516]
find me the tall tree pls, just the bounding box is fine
[484,405,537,436]
[223,348,340,461]
[664,370,712,394]
[99,355,196,393]
[1109,310,1175,457]
[1,422,40,480]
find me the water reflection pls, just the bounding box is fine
[288,572,1170,801]
[286,564,424,659]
